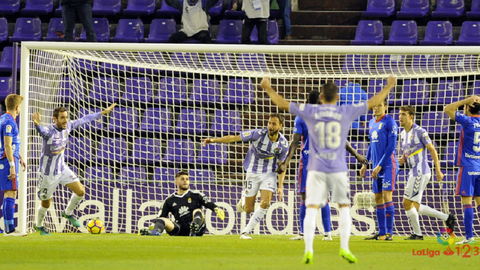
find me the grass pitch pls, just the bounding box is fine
[0,234,477,270]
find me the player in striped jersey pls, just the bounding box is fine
[445,95,480,245]
[202,114,289,239]
[31,104,116,235]
[398,105,455,240]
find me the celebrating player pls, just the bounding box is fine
[444,95,480,245]
[141,171,225,236]
[398,105,456,240]
[31,104,116,235]
[277,90,367,241]
[1,94,27,236]
[261,76,395,264]
[202,113,289,240]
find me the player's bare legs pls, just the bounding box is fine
[241,190,273,239]
[61,181,85,227]
[243,195,257,214]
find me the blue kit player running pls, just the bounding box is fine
[1,94,27,236]
[361,99,399,241]
[445,95,480,245]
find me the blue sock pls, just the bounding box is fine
[385,201,395,235]
[4,197,15,233]
[299,201,306,234]
[376,204,386,236]
[463,204,474,239]
[321,202,331,233]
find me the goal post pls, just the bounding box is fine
[18,42,480,237]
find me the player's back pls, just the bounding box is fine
[0,113,20,159]
[456,114,480,167]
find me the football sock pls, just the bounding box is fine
[36,206,48,228]
[321,202,331,233]
[4,197,15,233]
[339,206,351,251]
[304,208,318,254]
[65,193,83,216]
[418,204,448,221]
[193,211,203,226]
[463,204,474,239]
[243,207,267,234]
[299,201,306,234]
[385,201,394,235]
[376,204,386,236]
[154,218,166,233]
[405,207,421,236]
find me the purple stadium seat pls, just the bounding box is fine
[89,77,120,103]
[432,0,464,18]
[0,77,12,100]
[122,77,153,103]
[98,61,129,74]
[131,51,167,74]
[0,18,7,42]
[156,77,187,104]
[73,58,97,72]
[237,53,267,72]
[170,52,201,68]
[421,111,450,135]
[203,0,224,16]
[21,0,53,15]
[123,0,156,16]
[467,0,480,18]
[363,0,395,17]
[202,53,234,70]
[162,139,195,164]
[189,79,221,105]
[152,167,176,182]
[140,107,171,133]
[145,19,176,43]
[210,110,242,135]
[92,0,121,16]
[79,18,110,42]
[351,20,383,45]
[472,81,480,95]
[78,108,105,131]
[174,108,207,134]
[224,0,243,18]
[119,167,147,181]
[376,54,407,73]
[455,21,480,45]
[96,137,128,162]
[189,169,215,182]
[347,141,368,164]
[58,77,85,103]
[130,138,162,164]
[342,54,372,73]
[10,17,42,42]
[215,19,242,44]
[250,20,279,44]
[447,54,478,72]
[432,80,465,105]
[0,0,20,15]
[420,21,453,45]
[44,18,68,41]
[385,20,417,45]
[222,78,254,104]
[411,54,442,72]
[0,47,21,73]
[111,19,144,42]
[441,141,456,168]
[366,79,394,104]
[85,167,113,180]
[156,0,182,17]
[196,144,228,164]
[108,107,138,133]
[395,79,430,106]
[65,137,92,163]
[396,0,429,18]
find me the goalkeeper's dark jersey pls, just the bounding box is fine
[159,190,218,225]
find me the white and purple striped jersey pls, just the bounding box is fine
[35,113,102,176]
[400,124,432,176]
[240,128,289,173]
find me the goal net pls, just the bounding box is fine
[17,43,480,237]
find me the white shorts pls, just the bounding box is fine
[403,173,431,202]
[243,171,277,197]
[305,170,350,206]
[37,168,79,201]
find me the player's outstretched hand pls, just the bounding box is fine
[466,95,480,107]
[386,75,396,87]
[214,207,225,221]
[201,138,214,147]
[32,112,41,126]
[101,103,117,115]
[260,77,271,90]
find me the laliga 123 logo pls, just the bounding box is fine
[436,228,455,246]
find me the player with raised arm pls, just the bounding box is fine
[31,104,116,235]
[444,95,480,245]
[261,75,396,264]
[140,171,225,236]
[1,94,27,236]
[277,90,367,241]
[202,113,289,240]
[398,105,456,240]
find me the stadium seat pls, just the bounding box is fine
[73,58,97,72]
[432,0,465,18]
[396,0,429,18]
[10,17,42,42]
[111,19,144,42]
[65,137,92,163]
[123,0,156,16]
[467,0,480,18]
[196,143,228,164]
[89,77,121,103]
[215,19,242,44]
[334,80,349,88]
[203,0,224,16]
[21,0,53,15]
[421,111,450,136]
[0,18,7,42]
[44,18,68,41]
[129,138,162,164]
[447,54,478,72]
[174,108,207,134]
[121,77,153,103]
[140,107,171,133]
[189,79,221,105]
[222,78,254,104]
[162,138,195,164]
[455,21,480,45]
[78,108,105,131]
[342,54,373,73]
[224,0,244,18]
[0,46,21,73]
[145,19,176,43]
[347,141,368,164]
[237,53,267,72]
[92,0,121,16]
[210,109,242,135]
[366,79,394,104]
[441,141,456,167]
[350,20,383,45]
[362,0,395,17]
[375,54,407,73]
[119,167,147,181]
[395,79,430,106]
[0,77,12,100]
[108,107,138,133]
[156,77,187,104]
[156,0,182,17]
[202,53,234,70]
[58,77,85,104]
[431,80,465,105]
[250,20,279,44]
[132,51,166,74]
[98,61,129,74]
[85,167,113,180]
[420,21,453,45]
[152,167,177,182]
[411,54,442,72]
[96,137,128,162]
[0,0,20,15]
[189,169,215,182]
[472,80,480,95]
[78,18,110,42]
[170,52,201,68]
[385,20,417,45]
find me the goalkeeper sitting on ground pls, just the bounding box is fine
[140,171,225,236]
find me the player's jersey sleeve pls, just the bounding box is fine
[196,191,217,211]
[289,102,313,121]
[455,112,469,127]
[342,102,368,122]
[293,116,304,135]
[70,112,102,130]
[2,119,16,138]
[419,129,432,147]
[34,124,53,139]
[278,136,289,162]
[240,129,262,142]
[159,197,171,218]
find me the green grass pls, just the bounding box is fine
[0,234,478,270]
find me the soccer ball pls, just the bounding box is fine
[87,218,105,234]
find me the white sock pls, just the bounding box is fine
[418,204,448,221]
[406,208,422,236]
[339,207,351,251]
[36,206,48,227]
[65,194,84,216]
[242,207,267,234]
[304,208,318,254]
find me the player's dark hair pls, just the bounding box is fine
[53,107,68,119]
[269,113,284,125]
[399,105,415,116]
[470,103,480,115]
[307,90,320,104]
[322,82,338,102]
[175,171,189,179]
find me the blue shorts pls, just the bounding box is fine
[297,155,307,193]
[0,158,19,191]
[456,167,480,197]
[372,166,398,193]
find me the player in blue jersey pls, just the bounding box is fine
[360,99,399,241]
[277,90,367,241]
[261,75,396,264]
[445,95,480,245]
[1,94,27,236]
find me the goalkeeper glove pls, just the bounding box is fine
[214,207,225,221]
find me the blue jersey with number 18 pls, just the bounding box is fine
[455,111,480,167]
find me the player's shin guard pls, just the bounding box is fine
[376,204,386,236]
[304,208,317,254]
[339,206,351,251]
[321,203,331,233]
[243,207,268,234]
[385,201,394,235]
[154,218,166,233]
[4,197,15,233]
[299,201,306,234]
[65,194,83,216]
[463,204,474,239]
